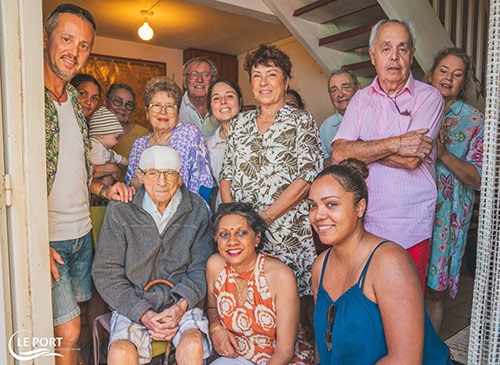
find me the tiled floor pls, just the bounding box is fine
[441,267,474,341]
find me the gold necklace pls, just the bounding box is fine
[46,86,66,106]
[230,261,257,303]
[233,278,246,302]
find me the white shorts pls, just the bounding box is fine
[211,357,256,365]
[109,308,212,364]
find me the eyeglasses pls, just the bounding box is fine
[139,169,179,181]
[185,71,212,81]
[111,97,135,111]
[149,103,177,114]
[47,3,96,31]
[325,304,336,352]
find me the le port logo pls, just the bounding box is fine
[8,330,63,361]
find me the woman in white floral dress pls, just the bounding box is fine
[220,44,323,300]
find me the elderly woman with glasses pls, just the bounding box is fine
[308,159,451,364]
[125,76,213,203]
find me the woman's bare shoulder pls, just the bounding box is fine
[206,253,227,276]
[263,255,296,283]
[366,241,421,291]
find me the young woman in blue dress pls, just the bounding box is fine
[308,159,451,364]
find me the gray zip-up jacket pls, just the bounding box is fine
[92,185,214,323]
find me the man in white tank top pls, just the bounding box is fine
[43,5,135,364]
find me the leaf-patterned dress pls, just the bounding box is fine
[220,106,323,296]
[427,100,484,298]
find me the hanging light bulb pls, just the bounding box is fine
[138,10,154,41]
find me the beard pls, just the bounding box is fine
[45,52,80,82]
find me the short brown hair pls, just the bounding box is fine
[244,44,292,80]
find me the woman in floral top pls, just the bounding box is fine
[425,48,484,334]
[220,44,323,302]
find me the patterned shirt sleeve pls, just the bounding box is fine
[219,116,237,182]
[464,106,485,172]
[184,125,214,193]
[295,110,323,182]
[125,135,149,185]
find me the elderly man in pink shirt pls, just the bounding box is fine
[332,19,444,289]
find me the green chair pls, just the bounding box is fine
[89,206,107,250]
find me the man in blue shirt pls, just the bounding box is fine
[319,68,360,166]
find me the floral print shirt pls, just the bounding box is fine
[427,100,484,297]
[215,254,313,364]
[125,123,213,200]
[220,105,323,296]
[45,83,92,195]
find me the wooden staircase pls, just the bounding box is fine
[263,0,487,103]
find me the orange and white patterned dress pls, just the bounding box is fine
[215,253,313,365]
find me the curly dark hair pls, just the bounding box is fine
[212,202,267,252]
[243,43,292,80]
[314,158,369,212]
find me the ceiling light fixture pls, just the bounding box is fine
[138,10,154,41]
[138,0,164,41]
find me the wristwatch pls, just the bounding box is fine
[98,184,112,199]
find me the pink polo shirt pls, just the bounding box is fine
[333,73,444,249]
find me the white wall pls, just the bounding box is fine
[91,36,184,85]
[238,36,334,125]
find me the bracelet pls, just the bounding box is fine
[210,324,225,336]
[98,184,112,199]
[263,210,272,223]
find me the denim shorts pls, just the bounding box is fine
[50,232,93,326]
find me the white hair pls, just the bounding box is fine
[369,19,416,51]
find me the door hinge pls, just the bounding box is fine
[3,174,12,207]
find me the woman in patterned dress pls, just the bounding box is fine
[206,202,313,364]
[219,44,322,305]
[425,48,484,334]
[125,76,213,204]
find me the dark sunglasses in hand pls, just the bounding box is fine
[47,3,96,31]
[325,304,336,352]
[111,97,135,111]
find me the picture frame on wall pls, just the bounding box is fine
[79,54,166,129]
